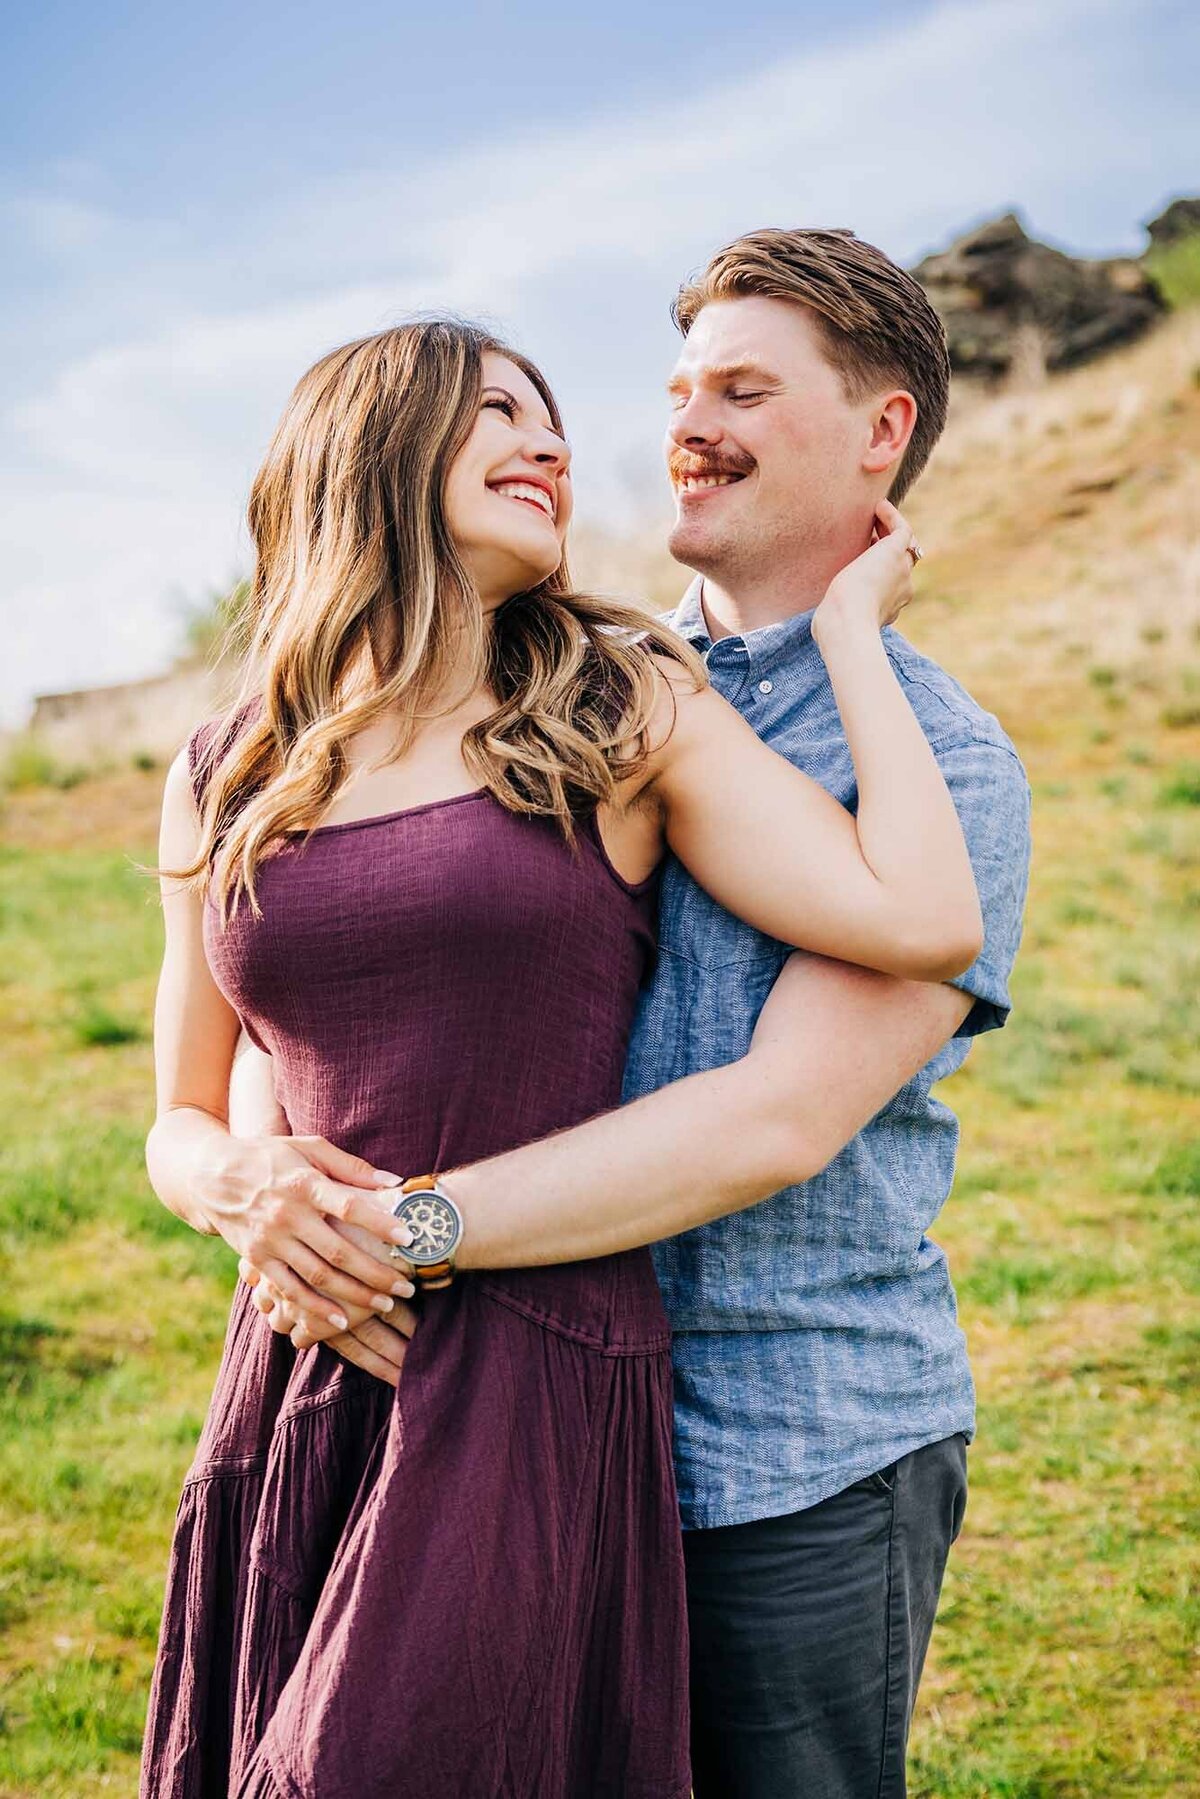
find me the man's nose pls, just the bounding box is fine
[667,395,721,449]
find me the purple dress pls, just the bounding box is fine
[138,718,690,1799]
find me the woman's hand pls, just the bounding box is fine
[241,1254,418,1388]
[630,497,981,984]
[811,499,918,646]
[239,1211,410,1336]
[196,1131,416,1331]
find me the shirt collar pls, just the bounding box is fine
[667,576,821,680]
[668,576,711,648]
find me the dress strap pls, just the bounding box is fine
[186,695,262,813]
[578,805,661,897]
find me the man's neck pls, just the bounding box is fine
[696,519,874,641]
[699,576,821,642]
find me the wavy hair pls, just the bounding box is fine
[168,318,703,919]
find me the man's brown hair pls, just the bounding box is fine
[672,227,950,502]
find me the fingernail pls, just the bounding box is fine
[392,1279,415,1298]
[391,1225,413,1245]
[330,1312,349,1330]
[373,1171,403,1187]
[372,1294,395,1313]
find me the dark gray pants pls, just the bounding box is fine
[683,1434,968,1799]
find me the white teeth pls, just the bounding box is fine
[492,480,555,518]
[679,474,739,491]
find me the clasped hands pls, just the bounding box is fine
[213,1131,421,1388]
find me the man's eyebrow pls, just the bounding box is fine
[707,360,781,384]
[666,360,780,392]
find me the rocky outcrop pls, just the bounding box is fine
[912,212,1166,381]
[1145,197,1200,248]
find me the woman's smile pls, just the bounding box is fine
[487,474,558,520]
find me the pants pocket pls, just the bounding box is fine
[855,1460,899,1497]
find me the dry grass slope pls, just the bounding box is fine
[0,312,1197,1796]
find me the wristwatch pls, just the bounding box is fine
[388,1174,464,1291]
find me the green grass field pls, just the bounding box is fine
[2,313,1198,1795]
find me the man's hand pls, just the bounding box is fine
[241,1257,418,1386]
[322,1315,412,1387]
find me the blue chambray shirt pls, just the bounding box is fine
[623,579,1033,1529]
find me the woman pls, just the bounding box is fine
[142,318,980,1799]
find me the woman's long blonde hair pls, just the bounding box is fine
[170,318,703,918]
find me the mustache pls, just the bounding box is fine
[668,448,756,484]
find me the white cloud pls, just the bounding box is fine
[4,194,118,256]
[1,0,1184,723]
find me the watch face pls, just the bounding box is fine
[394,1190,460,1266]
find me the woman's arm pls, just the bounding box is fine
[145,747,414,1325]
[640,503,983,982]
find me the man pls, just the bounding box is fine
[235,228,1031,1796]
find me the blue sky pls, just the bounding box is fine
[2,0,1196,723]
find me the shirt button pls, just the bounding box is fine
[758,679,773,695]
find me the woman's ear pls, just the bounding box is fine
[862,390,918,479]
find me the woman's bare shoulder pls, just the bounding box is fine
[158,744,204,870]
[609,653,741,811]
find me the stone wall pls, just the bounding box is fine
[28,662,230,766]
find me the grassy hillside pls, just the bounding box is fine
[1,312,1198,1796]
[900,309,1200,1796]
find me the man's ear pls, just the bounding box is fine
[862,390,918,480]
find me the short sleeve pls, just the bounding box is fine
[185,695,262,814]
[185,717,222,813]
[935,737,1032,1038]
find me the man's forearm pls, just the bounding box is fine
[451,1051,799,1269]
[450,955,973,1271]
[237,956,973,1281]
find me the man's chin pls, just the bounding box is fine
[667,516,724,574]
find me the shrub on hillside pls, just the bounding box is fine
[179,579,253,667]
[1,735,88,792]
[1158,762,1200,806]
[1145,235,1200,309]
